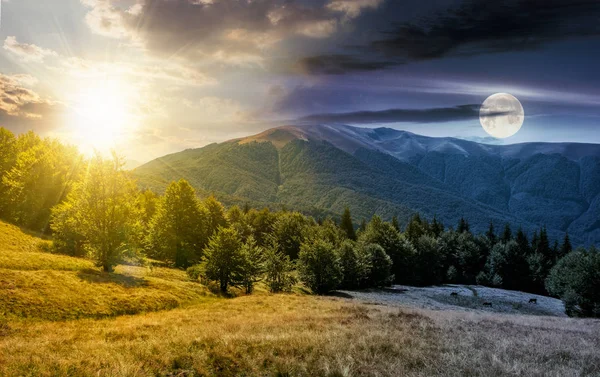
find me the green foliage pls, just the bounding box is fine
[204,195,228,237]
[298,239,343,294]
[484,241,530,291]
[1,131,83,231]
[264,244,296,293]
[202,227,246,293]
[413,235,444,286]
[271,212,311,259]
[363,243,393,287]
[405,214,426,243]
[50,153,136,272]
[359,215,406,282]
[339,207,356,241]
[240,237,265,293]
[147,180,208,268]
[338,241,370,289]
[186,264,204,281]
[546,248,600,317]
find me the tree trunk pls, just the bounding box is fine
[103,264,114,273]
[220,280,228,293]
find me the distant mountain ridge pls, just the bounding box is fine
[135,124,600,246]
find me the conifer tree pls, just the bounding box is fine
[339,207,356,240]
[486,221,496,244]
[501,223,512,243]
[457,217,470,233]
[559,232,572,260]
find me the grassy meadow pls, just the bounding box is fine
[1,220,600,376]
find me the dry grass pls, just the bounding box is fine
[2,220,600,376]
[1,295,599,377]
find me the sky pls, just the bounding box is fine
[1,0,599,161]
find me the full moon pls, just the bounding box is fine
[479,93,524,138]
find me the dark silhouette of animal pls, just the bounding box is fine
[450,292,458,297]
[483,302,493,307]
[529,298,537,304]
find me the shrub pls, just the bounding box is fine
[186,264,204,281]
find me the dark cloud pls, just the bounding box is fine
[372,0,600,60]
[294,54,397,74]
[298,0,600,74]
[296,104,512,124]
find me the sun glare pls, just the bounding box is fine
[69,80,138,155]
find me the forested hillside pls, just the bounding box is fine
[135,125,600,245]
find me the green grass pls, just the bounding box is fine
[0,220,212,320]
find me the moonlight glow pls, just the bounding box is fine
[479,93,525,139]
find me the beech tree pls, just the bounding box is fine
[148,179,208,268]
[202,227,246,293]
[51,153,136,272]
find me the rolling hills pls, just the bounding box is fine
[134,125,600,245]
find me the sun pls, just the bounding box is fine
[68,80,138,154]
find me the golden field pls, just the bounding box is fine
[1,220,599,377]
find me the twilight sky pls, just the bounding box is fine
[1,0,600,161]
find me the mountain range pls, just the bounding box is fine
[134,125,600,246]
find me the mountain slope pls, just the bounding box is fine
[135,124,600,245]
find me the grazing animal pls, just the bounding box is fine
[529,298,537,304]
[450,292,458,297]
[483,302,493,307]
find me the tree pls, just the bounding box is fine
[298,239,343,294]
[246,208,277,246]
[484,241,530,291]
[413,235,444,286]
[0,128,16,178]
[486,221,496,244]
[501,223,512,243]
[338,240,370,289]
[264,243,296,293]
[2,134,82,231]
[528,226,552,293]
[204,195,228,237]
[240,236,265,294]
[515,227,530,255]
[202,227,246,293]
[147,180,208,268]
[546,248,600,317]
[363,243,393,287]
[405,214,425,243]
[271,212,311,259]
[51,153,136,272]
[430,216,444,237]
[559,232,572,260]
[457,217,470,234]
[339,207,356,240]
[359,215,407,282]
